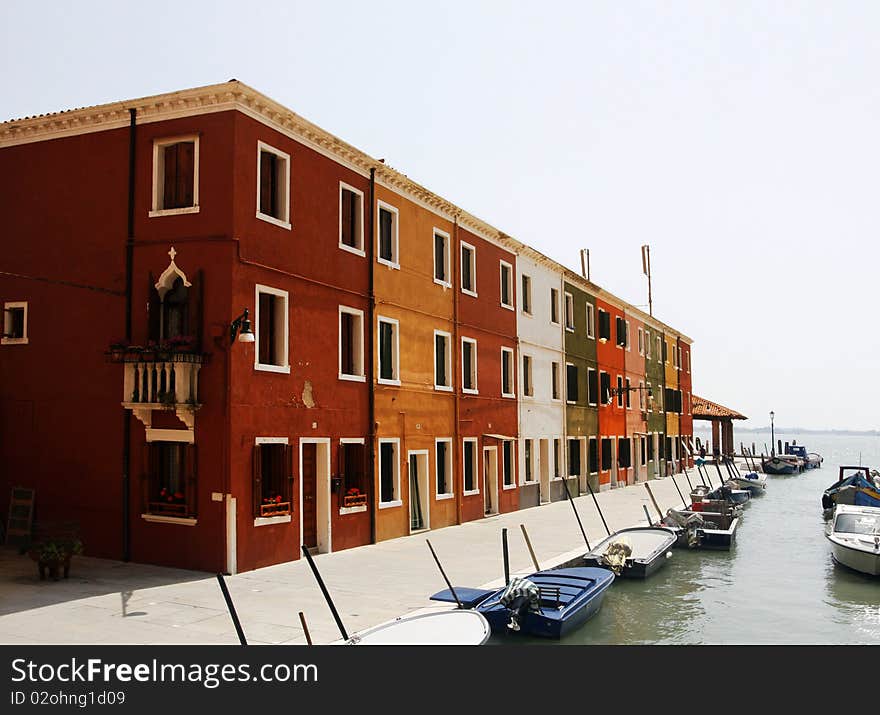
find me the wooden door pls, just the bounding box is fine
[302,444,317,548]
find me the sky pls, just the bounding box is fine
[3,1,877,431]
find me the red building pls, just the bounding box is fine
[595,296,627,489]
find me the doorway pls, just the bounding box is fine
[300,439,330,554]
[483,446,498,515]
[539,439,550,504]
[408,450,429,533]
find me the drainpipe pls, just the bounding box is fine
[122,108,136,562]
[453,215,462,525]
[368,168,376,544]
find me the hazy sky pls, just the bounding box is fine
[3,1,877,430]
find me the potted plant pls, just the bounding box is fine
[28,537,83,581]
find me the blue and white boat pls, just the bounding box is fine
[730,471,767,494]
[429,567,615,639]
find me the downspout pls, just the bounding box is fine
[368,168,376,544]
[453,215,462,525]
[122,108,136,562]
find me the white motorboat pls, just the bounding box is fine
[334,609,492,645]
[825,505,880,577]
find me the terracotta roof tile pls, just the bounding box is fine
[692,395,747,420]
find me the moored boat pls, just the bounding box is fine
[581,527,677,578]
[430,566,615,639]
[821,466,880,519]
[334,609,492,645]
[785,444,823,469]
[825,505,880,577]
[730,471,767,494]
[762,454,803,475]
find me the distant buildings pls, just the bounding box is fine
[0,81,694,573]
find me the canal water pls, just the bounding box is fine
[511,430,880,645]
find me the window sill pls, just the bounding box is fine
[256,211,291,230]
[149,206,200,218]
[255,363,291,374]
[501,303,514,311]
[521,310,533,317]
[339,505,367,515]
[565,327,575,333]
[254,515,292,527]
[462,388,479,396]
[377,378,401,387]
[377,258,400,270]
[462,489,480,497]
[378,500,402,510]
[461,288,478,298]
[522,393,535,400]
[433,279,452,289]
[339,373,367,383]
[339,243,366,257]
[587,335,595,340]
[141,514,197,526]
[502,483,516,491]
[502,392,516,399]
[436,493,454,501]
[434,385,453,392]
[1,338,28,345]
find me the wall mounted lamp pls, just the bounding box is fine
[230,309,255,345]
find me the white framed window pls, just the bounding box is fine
[435,438,453,499]
[434,330,452,391]
[647,382,653,412]
[625,377,632,409]
[625,320,631,350]
[502,440,515,489]
[550,288,560,325]
[638,327,644,355]
[587,367,598,406]
[645,330,652,359]
[639,380,646,410]
[463,438,479,494]
[551,361,561,401]
[521,274,532,315]
[598,308,610,341]
[616,375,624,408]
[377,201,400,269]
[657,336,662,363]
[586,303,595,339]
[378,439,401,507]
[339,306,365,381]
[150,135,199,217]
[460,242,477,296]
[253,437,292,525]
[553,438,562,478]
[685,349,690,373]
[564,292,575,331]
[523,439,536,484]
[501,347,515,398]
[255,284,290,373]
[566,362,578,404]
[2,301,28,345]
[433,229,451,286]
[462,337,478,394]
[377,316,400,385]
[499,261,514,309]
[256,141,291,229]
[672,343,678,368]
[600,371,611,405]
[589,436,598,475]
[522,354,534,397]
[339,182,365,255]
[568,437,582,477]
[677,346,682,370]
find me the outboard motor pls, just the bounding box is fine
[499,576,540,631]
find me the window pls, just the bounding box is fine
[625,378,632,409]
[433,230,450,285]
[256,141,290,228]
[648,434,655,461]
[524,439,534,483]
[553,439,561,478]
[551,361,561,400]
[501,347,515,398]
[379,439,400,505]
[656,387,664,412]
[461,242,476,295]
[564,292,575,331]
[587,368,598,406]
[645,330,651,359]
[568,438,581,477]
[586,303,595,339]
[550,288,559,324]
[566,363,578,403]
[339,306,365,381]
[151,136,198,215]
[462,338,478,393]
[378,316,400,385]
[436,439,452,497]
[253,440,292,518]
[616,375,624,408]
[522,354,534,397]
[588,437,598,475]
[600,371,611,405]
[646,382,653,412]
[500,261,513,309]
[615,317,627,348]
[639,381,646,410]
[672,343,678,368]
[503,441,514,487]
[598,309,611,341]
[640,437,647,466]
[434,330,452,391]
[625,321,631,350]
[601,438,612,471]
[521,275,532,314]
[255,285,289,373]
[339,183,364,254]
[663,339,668,364]
[638,328,644,355]
[618,438,632,469]
[2,302,27,344]
[463,439,478,493]
[657,336,662,362]
[144,441,197,518]
[377,202,400,268]
[677,346,682,370]
[339,441,367,503]
[685,350,690,373]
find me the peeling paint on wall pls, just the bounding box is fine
[302,380,315,408]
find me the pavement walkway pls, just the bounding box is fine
[0,473,696,645]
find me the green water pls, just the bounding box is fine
[513,431,880,645]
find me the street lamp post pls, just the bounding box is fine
[770,411,775,457]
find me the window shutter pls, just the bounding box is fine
[260,152,275,216]
[252,444,262,518]
[163,144,179,209]
[177,141,194,208]
[341,190,353,246]
[185,444,198,518]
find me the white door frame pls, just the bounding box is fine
[299,438,331,554]
[225,495,237,575]
[407,449,430,534]
[483,446,499,515]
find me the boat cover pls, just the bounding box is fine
[824,473,880,510]
[600,539,632,575]
[663,509,705,548]
[498,576,541,631]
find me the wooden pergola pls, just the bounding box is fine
[692,395,747,457]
